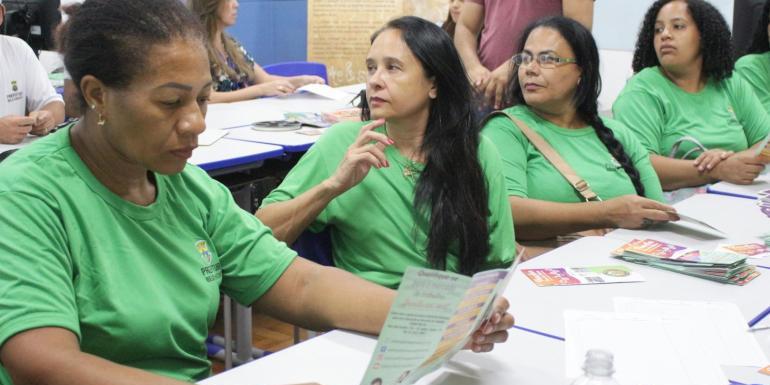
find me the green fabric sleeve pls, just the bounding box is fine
[612,90,667,155]
[482,115,530,198]
[477,137,517,269]
[727,75,770,147]
[0,192,81,348]
[207,180,297,306]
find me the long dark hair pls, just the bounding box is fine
[63,0,205,113]
[747,0,770,54]
[632,0,734,82]
[361,16,490,276]
[442,14,457,38]
[506,16,646,197]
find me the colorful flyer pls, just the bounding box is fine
[717,243,770,259]
[359,265,514,385]
[522,266,644,287]
[612,238,699,260]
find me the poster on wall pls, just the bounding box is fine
[307,0,448,87]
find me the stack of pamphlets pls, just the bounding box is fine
[611,239,760,285]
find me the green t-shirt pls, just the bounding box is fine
[735,52,770,113]
[0,128,296,383]
[261,121,516,289]
[612,66,770,159]
[482,105,664,203]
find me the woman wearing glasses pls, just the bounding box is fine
[613,0,770,191]
[483,16,676,249]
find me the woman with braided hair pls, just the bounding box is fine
[483,16,677,245]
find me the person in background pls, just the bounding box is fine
[55,2,82,119]
[483,16,676,252]
[613,0,770,192]
[441,0,464,39]
[0,2,513,383]
[0,0,65,144]
[257,16,517,289]
[735,0,770,113]
[189,0,324,103]
[454,0,594,110]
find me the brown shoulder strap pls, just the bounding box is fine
[484,111,600,202]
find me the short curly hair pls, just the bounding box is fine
[632,0,734,82]
[747,0,770,54]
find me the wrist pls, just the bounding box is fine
[320,178,345,198]
[596,200,617,228]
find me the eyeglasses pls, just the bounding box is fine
[512,53,577,69]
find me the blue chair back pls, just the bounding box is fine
[291,229,334,267]
[263,61,328,84]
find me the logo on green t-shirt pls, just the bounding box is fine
[196,240,221,282]
[196,240,212,264]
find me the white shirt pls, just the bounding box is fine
[0,35,63,118]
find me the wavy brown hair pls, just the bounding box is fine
[189,0,256,82]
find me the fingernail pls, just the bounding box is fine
[476,335,485,343]
[388,138,394,145]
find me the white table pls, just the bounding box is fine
[0,135,41,155]
[199,327,568,385]
[200,235,770,385]
[708,172,770,200]
[205,84,364,152]
[190,137,284,174]
[608,193,770,268]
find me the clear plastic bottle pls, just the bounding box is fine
[570,349,621,385]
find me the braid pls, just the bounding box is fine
[588,114,646,197]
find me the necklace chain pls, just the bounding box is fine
[384,125,421,181]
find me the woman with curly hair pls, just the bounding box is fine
[483,16,676,247]
[736,0,770,113]
[189,0,324,103]
[613,0,770,191]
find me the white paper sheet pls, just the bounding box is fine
[297,83,352,101]
[205,103,284,130]
[613,298,768,367]
[198,129,228,146]
[564,310,729,385]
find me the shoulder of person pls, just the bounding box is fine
[735,53,766,69]
[483,105,533,131]
[599,116,636,142]
[625,67,666,89]
[0,35,37,60]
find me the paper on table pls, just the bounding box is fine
[613,298,768,367]
[297,83,352,101]
[716,243,770,259]
[205,103,284,130]
[564,310,728,385]
[198,129,228,146]
[675,211,727,235]
[521,265,645,287]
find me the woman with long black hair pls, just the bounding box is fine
[257,16,516,288]
[483,16,676,245]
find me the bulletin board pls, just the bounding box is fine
[307,0,448,86]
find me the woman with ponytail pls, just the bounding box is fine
[483,16,677,244]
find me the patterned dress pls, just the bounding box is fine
[211,37,257,92]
